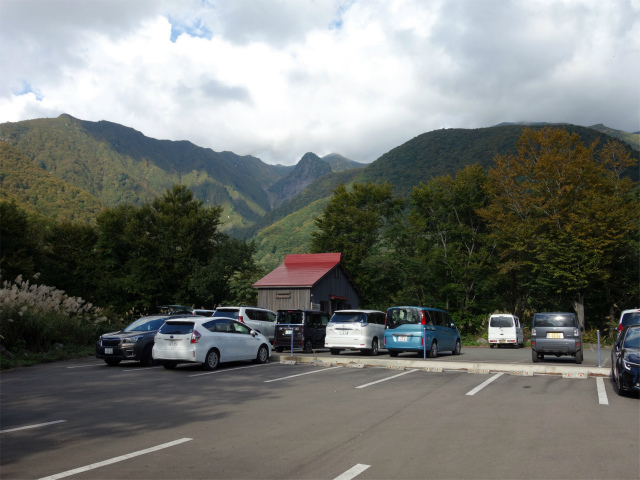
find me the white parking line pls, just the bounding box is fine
[1,420,66,434]
[465,373,504,396]
[265,366,342,382]
[37,438,192,480]
[355,369,420,389]
[334,464,371,480]
[189,363,276,377]
[66,364,103,369]
[596,377,609,405]
[121,366,165,373]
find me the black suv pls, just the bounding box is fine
[531,312,584,364]
[274,310,330,353]
[96,315,172,366]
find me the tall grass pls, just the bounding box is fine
[0,274,121,355]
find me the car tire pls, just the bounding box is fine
[140,346,155,367]
[255,345,269,364]
[575,349,583,364]
[203,349,220,371]
[389,350,399,357]
[532,349,538,363]
[330,349,340,355]
[514,342,520,349]
[428,341,438,358]
[453,339,461,355]
[489,344,495,349]
[274,347,284,353]
[162,361,178,369]
[303,339,313,354]
[104,358,121,366]
[368,338,379,356]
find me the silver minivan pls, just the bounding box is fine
[325,310,386,356]
[488,314,524,348]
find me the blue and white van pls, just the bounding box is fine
[384,306,461,358]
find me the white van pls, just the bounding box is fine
[488,314,524,348]
[325,310,386,356]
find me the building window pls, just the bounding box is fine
[276,291,291,299]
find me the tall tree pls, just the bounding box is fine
[480,127,638,327]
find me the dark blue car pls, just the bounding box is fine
[384,306,461,358]
[611,324,640,396]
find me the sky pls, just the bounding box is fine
[1,0,638,166]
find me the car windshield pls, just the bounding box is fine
[490,316,514,328]
[330,313,365,323]
[277,311,303,324]
[158,322,194,335]
[621,311,640,327]
[388,308,421,326]
[213,309,239,319]
[623,329,640,349]
[534,314,576,327]
[123,317,167,332]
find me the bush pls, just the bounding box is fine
[0,275,121,354]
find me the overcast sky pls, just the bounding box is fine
[1,0,638,165]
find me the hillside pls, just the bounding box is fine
[0,142,104,222]
[267,152,333,208]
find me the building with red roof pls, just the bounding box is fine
[253,253,360,314]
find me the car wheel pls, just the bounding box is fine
[330,349,340,355]
[303,339,313,354]
[532,349,538,363]
[274,347,284,353]
[428,341,438,358]
[255,345,269,364]
[369,338,379,356]
[140,346,155,367]
[162,361,178,369]
[104,358,121,366]
[389,350,399,357]
[204,349,220,371]
[489,344,495,349]
[575,349,583,364]
[453,339,461,355]
[514,342,520,349]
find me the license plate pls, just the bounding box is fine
[340,330,350,335]
[104,348,113,354]
[499,339,505,343]
[547,332,563,339]
[169,341,178,346]
[397,336,409,342]
[285,329,292,335]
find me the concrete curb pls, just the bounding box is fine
[273,354,610,378]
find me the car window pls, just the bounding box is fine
[621,311,640,327]
[534,314,576,327]
[266,311,276,322]
[194,310,214,317]
[124,317,166,332]
[389,308,420,326]
[320,315,330,326]
[330,312,365,323]
[442,312,452,326]
[277,311,303,324]
[623,328,640,348]
[232,322,252,335]
[203,320,216,332]
[213,309,239,320]
[211,319,233,332]
[490,316,514,328]
[159,322,194,335]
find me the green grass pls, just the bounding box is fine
[0,344,95,371]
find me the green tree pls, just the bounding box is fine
[480,127,639,328]
[404,165,500,329]
[0,201,39,281]
[310,182,404,305]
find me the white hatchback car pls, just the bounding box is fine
[152,316,271,370]
[325,310,386,356]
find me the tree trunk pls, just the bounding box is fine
[572,293,585,329]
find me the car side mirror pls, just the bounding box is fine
[251,330,258,337]
[449,322,456,329]
[579,326,584,332]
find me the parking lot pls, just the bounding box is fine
[1,346,638,480]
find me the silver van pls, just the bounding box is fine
[324,310,386,356]
[488,314,524,348]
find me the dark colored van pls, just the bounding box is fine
[273,310,330,353]
[531,312,583,364]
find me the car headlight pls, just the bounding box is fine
[124,336,142,344]
[623,359,639,371]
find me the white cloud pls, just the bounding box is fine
[0,0,638,165]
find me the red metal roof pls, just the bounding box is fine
[253,253,343,287]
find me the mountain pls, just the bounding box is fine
[321,153,367,171]
[267,152,333,208]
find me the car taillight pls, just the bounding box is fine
[421,311,426,325]
[573,328,579,336]
[191,330,201,344]
[617,324,624,331]
[384,336,387,346]
[238,315,244,323]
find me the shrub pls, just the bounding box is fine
[0,274,120,354]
